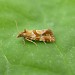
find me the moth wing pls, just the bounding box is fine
[42,29,53,36]
[33,29,54,36]
[33,30,41,37]
[36,30,45,34]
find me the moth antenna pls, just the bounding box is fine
[15,20,19,33]
[15,20,21,38]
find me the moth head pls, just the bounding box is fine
[17,29,26,38]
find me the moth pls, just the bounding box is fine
[17,29,55,45]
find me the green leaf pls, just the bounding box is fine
[0,0,75,75]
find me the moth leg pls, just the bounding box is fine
[43,41,46,44]
[25,38,37,46]
[23,37,25,45]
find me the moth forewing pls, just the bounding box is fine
[17,29,55,45]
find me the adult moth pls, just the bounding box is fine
[17,29,55,45]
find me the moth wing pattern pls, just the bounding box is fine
[42,29,55,42]
[42,29,53,36]
[17,29,55,43]
[33,30,40,37]
[32,29,55,42]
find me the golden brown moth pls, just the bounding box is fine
[17,29,55,45]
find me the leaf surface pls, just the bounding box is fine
[0,0,75,75]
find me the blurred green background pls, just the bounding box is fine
[0,0,75,75]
